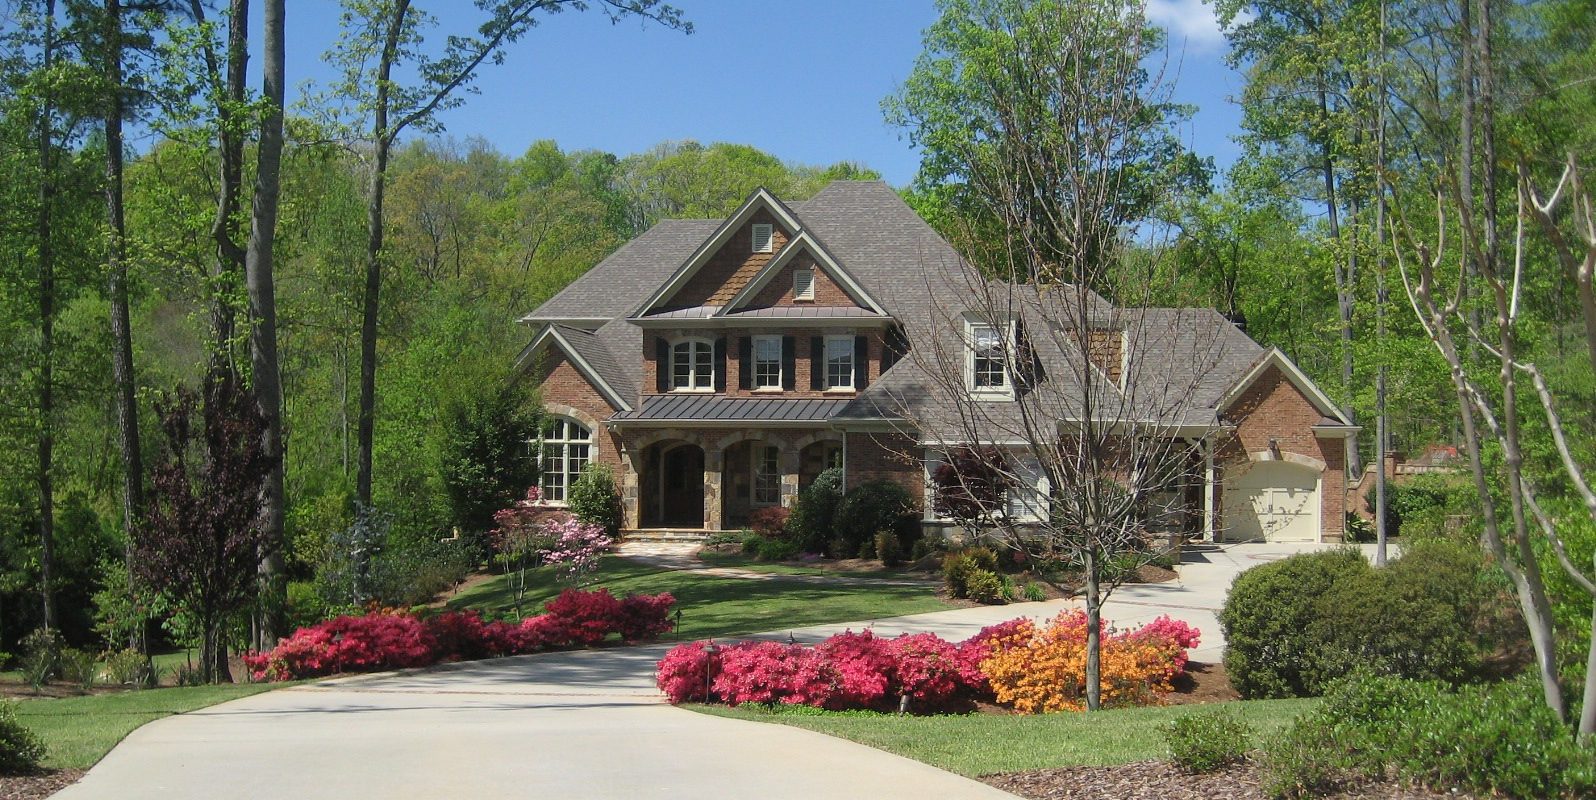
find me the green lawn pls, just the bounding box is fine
[12,683,278,769]
[696,698,1318,777]
[696,550,926,579]
[446,556,951,640]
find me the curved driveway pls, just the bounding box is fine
[55,542,1343,799]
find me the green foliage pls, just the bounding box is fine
[788,468,844,553]
[567,463,622,535]
[963,569,1008,604]
[100,648,152,688]
[1264,675,1596,800]
[18,629,62,692]
[0,703,44,776]
[944,546,1005,602]
[874,532,903,567]
[369,535,475,608]
[316,506,390,608]
[1342,512,1374,543]
[835,480,917,556]
[436,381,541,540]
[741,532,801,562]
[1163,708,1254,773]
[58,648,97,691]
[1220,550,1370,698]
[1022,581,1046,602]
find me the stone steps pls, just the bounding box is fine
[620,529,729,544]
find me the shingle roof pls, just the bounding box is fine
[551,324,634,406]
[611,395,851,423]
[519,219,720,322]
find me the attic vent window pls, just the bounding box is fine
[752,223,774,253]
[794,268,815,301]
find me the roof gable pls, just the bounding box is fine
[1219,348,1350,425]
[718,231,886,315]
[517,324,633,412]
[633,188,805,316]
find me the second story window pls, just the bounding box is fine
[752,223,774,253]
[672,339,714,391]
[753,335,782,389]
[967,320,1015,398]
[825,336,855,390]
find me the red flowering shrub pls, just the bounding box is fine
[246,589,676,680]
[544,588,624,645]
[1120,615,1201,681]
[616,592,677,642]
[816,630,895,708]
[888,633,966,705]
[749,506,791,538]
[657,641,714,703]
[712,642,835,707]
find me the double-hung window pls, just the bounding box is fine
[753,335,782,389]
[671,339,714,391]
[825,336,854,390]
[967,320,1014,398]
[538,417,592,504]
[752,446,781,506]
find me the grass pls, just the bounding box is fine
[11,683,279,769]
[446,556,951,640]
[696,550,922,578]
[695,698,1318,777]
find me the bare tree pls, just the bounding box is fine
[885,0,1234,711]
[1390,155,1596,736]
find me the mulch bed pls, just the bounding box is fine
[0,770,83,800]
[1167,661,1239,705]
[983,760,1478,800]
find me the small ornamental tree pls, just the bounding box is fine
[134,367,278,683]
[436,383,541,544]
[932,446,1012,540]
[491,488,613,617]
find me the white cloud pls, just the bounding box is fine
[1145,0,1232,52]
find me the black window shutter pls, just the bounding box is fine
[714,337,727,393]
[810,336,825,390]
[781,336,796,390]
[655,338,670,393]
[854,335,869,389]
[738,336,752,390]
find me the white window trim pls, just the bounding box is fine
[752,223,774,254]
[670,337,716,393]
[793,267,815,301]
[752,334,783,390]
[824,335,856,391]
[751,444,781,507]
[536,416,594,506]
[965,319,1016,400]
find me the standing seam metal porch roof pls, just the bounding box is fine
[609,394,853,423]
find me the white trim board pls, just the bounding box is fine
[1218,347,1353,425]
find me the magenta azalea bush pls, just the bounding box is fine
[246,589,675,681]
[655,615,1201,714]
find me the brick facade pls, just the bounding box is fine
[528,353,625,473]
[1215,365,1348,541]
[669,209,791,309]
[843,431,924,507]
[744,251,859,308]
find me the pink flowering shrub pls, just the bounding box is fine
[817,630,895,708]
[245,589,675,681]
[656,641,714,703]
[1120,615,1201,681]
[713,642,834,706]
[888,633,966,704]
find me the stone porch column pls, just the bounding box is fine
[704,448,723,531]
[779,448,801,508]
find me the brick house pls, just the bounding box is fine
[516,182,1356,543]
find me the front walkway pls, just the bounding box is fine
[55,540,1353,799]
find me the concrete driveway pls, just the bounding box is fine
[55,540,1347,799]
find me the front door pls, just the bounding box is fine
[661,445,706,528]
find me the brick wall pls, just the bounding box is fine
[530,353,624,473]
[1217,365,1348,539]
[743,251,859,308]
[670,209,791,309]
[844,431,924,509]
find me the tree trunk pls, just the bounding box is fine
[105,0,147,652]
[1317,79,1360,476]
[1582,598,1596,739]
[246,0,286,652]
[36,0,58,633]
[355,0,410,510]
[195,0,249,363]
[1083,548,1101,711]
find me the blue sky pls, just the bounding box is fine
[253,0,1245,187]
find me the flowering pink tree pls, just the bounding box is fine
[491,487,614,617]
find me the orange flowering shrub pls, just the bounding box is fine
[980,610,1197,713]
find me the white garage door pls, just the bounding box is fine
[1223,461,1320,542]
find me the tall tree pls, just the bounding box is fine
[189,0,249,366]
[244,0,287,649]
[323,0,692,512]
[34,0,60,633]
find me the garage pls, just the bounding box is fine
[1223,459,1320,542]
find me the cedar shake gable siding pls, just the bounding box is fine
[665,210,791,310]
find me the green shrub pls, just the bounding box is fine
[102,648,152,687]
[942,547,1000,598]
[963,568,1008,604]
[18,629,62,692]
[1385,478,1453,534]
[286,580,334,630]
[835,480,917,556]
[704,530,743,546]
[369,536,475,607]
[435,382,540,537]
[1164,708,1254,773]
[1264,674,1596,800]
[0,704,44,775]
[856,538,877,560]
[1220,549,1369,698]
[756,537,802,562]
[1307,558,1484,688]
[741,532,768,556]
[874,532,903,566]
[568,463,622,535]
[1343,512,1374,543]
[1022,582,1046,602]
[826,536,852,559]
[788,468,844,552]
[60,648,97,691]
[909,536,946,561]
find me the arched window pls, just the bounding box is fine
[538,416,592,503]
[671,338,715,391]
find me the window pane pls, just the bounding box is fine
[754,445,781,505]
[826,337,853,388]
[693,342,713,388]
[754,337,782,388]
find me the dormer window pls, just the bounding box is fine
[752,223,774,253]
[966,320,1015,399]
[671,339,715,391]
[793,267,815,301]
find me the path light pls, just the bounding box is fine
[703,641,719,703]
